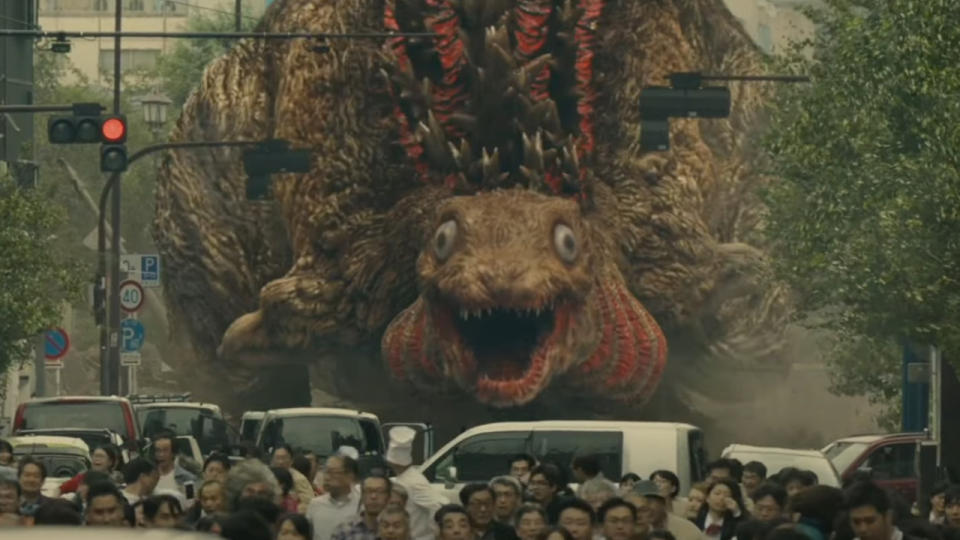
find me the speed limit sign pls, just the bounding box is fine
[119,280,145,312]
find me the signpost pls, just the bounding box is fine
[120,318,145,353]
[120,254,161,288]
[44,327,70,365]
[119,280,144,312]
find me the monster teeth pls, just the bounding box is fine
[460,309,468,320]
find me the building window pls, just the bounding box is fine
[98,49,161,74]
[127,0,145,10]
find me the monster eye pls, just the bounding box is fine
[434,219,458,261]
[553,223,578,263]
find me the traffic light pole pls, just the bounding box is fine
[99,140,265,395]
[105,0,122,395]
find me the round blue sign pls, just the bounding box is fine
[44,328,70,360]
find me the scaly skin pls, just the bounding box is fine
[155,0,789,414]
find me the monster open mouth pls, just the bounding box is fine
[453,306,555,382]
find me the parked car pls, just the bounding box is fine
[13,428,131,468]
[255,408,386,473]
[132,396,230,456]
[13,396,140,454]
[240,411,264,443]
[420,421,707,502]
[7,435,91,497]
[822,432,926,503]
[2,527,217,539]
[722,444,841,487]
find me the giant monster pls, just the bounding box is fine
[155,0,789,431]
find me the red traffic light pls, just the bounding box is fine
[101,117,126,143]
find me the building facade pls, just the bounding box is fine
[38,0,267,84]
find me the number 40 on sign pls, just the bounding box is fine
[119,280,144,313]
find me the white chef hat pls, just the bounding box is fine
[336,445,360,460]
[386,426,416,466]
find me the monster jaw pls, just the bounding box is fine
[434,299,573,406]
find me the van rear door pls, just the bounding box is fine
[530,430,623,481]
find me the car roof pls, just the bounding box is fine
[242,411,265,419]
[135,402,221,412]
[8,435,90,452]
[832,433,924,444]
[263,407,379,420]
[23,395,131,404]
[723,444,827,457]
[458,420,700,434]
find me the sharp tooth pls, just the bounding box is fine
[460,309,468,319]
[535,308,541,317]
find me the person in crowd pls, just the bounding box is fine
[529,463,569,524]
[491,475,523,526]
[694,479,749,540]
[437,504,475,540]
[741,462,767,501]
[197,512,227,534]
[302,450,321,491]
[0,478,20,514]
[152,431,197,494]
[537,527,576,540]
[598,497,636,540]
[387,426,448,540]
[122,457,159,505]
[225,458,281,511]
[185,479,225,525]
[272,466,300,513]
[460,483,519,540]
[846,481,908,540]
[18,456,49,515]
[142,493,183,528]
[572,455,606,486]
[59,444,122,495]
[33,498,83,525]
[735,517,793,540]
[390,481,409,511]
[631,480,702,540]
[618,474,641,496]
[516,504,548,540]
[221,509,273,540]
[66,469,111,513]
[0,440,13,466]
[236,495,282,531]
[378,506,413,540]
[293,455,318,496]
[788,485,844,540]
[707,460,739,484]
[683,482,709,521]
[751,482,788,522]
[279,513,315,540]
[581,476,617,513]
[203,453,232,483]
[272,444,314,511]
[650,470,681,514]
[930,483,950,525]
[330,472,392,540]
[85,481,129,527]
[943,487,960,529]
[556,498,596,540]
[306,454,361,540]
[510,454,537,487]
[779,469,818,498]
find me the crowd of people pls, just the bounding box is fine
[2,430,960,540]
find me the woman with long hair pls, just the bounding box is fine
[693,479,749,540]
[58,444,121,494]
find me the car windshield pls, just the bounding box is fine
[261,416,365,456]
[727,451,840,487]
[824,441,871,475]
[242,419,262,441]
[21,402,127,436]
[138,407,227,455]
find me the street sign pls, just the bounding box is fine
[121,319,145,353]
[120,352,142,367]
[120,254,161,287]
[119,280,144,312]
[44,328,70,360]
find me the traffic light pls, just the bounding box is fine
[637,73,732,152]
[46,103,123,145]
[99,115,128,172]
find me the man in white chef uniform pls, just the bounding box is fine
[386,426,448,540]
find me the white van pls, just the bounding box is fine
[419,421,707,501]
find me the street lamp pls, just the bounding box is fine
[140,93,172,139]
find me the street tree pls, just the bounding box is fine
[0,171,83,373]
[762,0,960,420]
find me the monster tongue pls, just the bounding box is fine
[479,342,531,380]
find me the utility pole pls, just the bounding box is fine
[235,0,242,31]
[108,0,123,396]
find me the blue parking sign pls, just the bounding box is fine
[141,255,160,287]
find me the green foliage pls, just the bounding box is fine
[762,0,960,411]
[155,7,258,107]
[0,171,84,372]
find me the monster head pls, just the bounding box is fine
[382,188,666,407]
